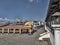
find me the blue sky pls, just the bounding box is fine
[0,0,49,21]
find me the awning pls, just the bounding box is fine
[52,12,60,16]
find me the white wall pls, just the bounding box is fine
[55,29,60,45]
[45,25,55,45]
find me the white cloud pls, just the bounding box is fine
[4,18,9,21]
[0,18,3,20]
[29,0,34,3]
[29,0,39,3]
[0,18,10,21]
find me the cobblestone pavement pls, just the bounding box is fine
[0,27,51,45]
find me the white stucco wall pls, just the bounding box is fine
[55,29,60,45]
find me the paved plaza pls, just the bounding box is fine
[0,27,51,45]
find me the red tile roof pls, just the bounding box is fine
[0,25,32,29]
[0,24,9,27]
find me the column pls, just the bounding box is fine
[8,28,9,33]
[19,28,21,34]
[54,28,60,45]
[2,28,4,33]
[13,28,15,33]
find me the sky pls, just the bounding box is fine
[0,0,49,21]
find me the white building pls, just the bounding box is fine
[45,0,60,45]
